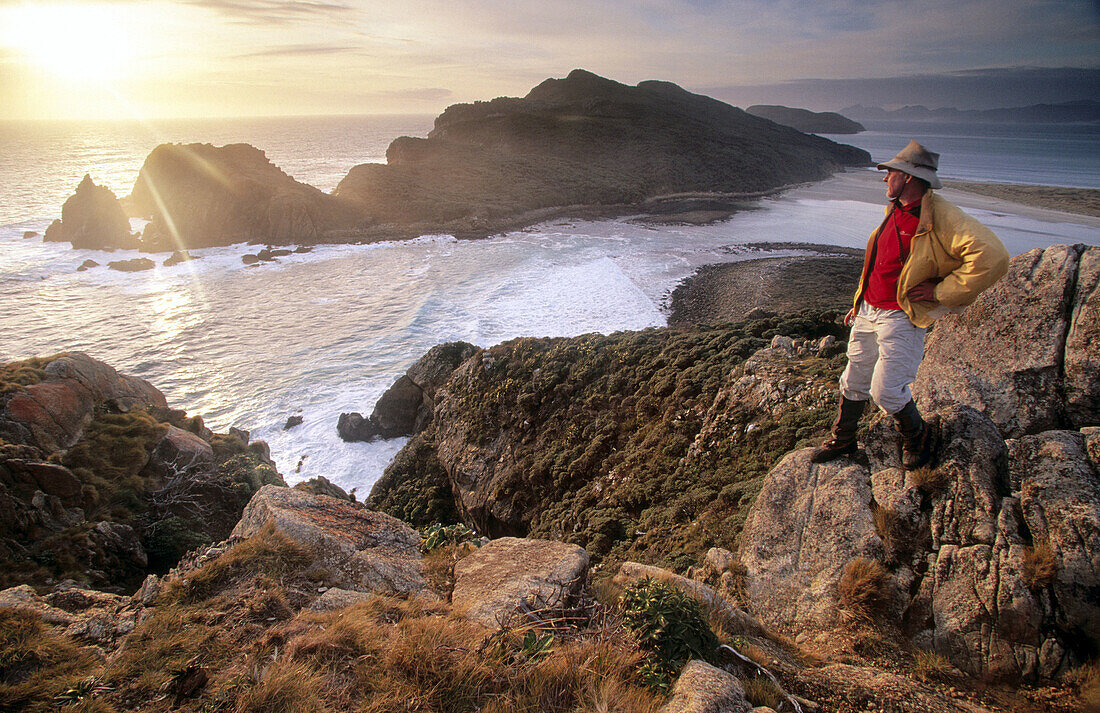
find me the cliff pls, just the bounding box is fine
[746,105,865,134]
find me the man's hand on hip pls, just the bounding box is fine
[906,280,938,302]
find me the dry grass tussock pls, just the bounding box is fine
[260,596,662,713]
[1068,660,1100,713]
[837,557,890,622]
[1021,543,1057,590]
[908,465,948,493]
[910,649,954,682]
[0,608,103,713]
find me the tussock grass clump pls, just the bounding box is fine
[1022,543,1057,590]
[837,557,890,622]
[233,660,327,713]
[871,503,902,562]
[911,649,954,682]
[741,675,786,709]
[260,595,661,713]
[60,408,168,519]
[908,465,948,494]
[0,608,102,713]
[164,523,313,604]
[1068,660,1100,713]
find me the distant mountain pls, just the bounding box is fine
[746,105,865,134]
[842,99,1100,124]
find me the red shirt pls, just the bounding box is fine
[865,200,921,309]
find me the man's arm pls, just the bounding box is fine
[928,202,1009,307]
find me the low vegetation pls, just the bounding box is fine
[837,557,891,622]
[373,311,845,576]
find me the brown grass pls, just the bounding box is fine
[911,649,954,682]
[1022,543,1057,589]
[871,504,900,561]
[0,608,102,713]
[269,595,660,713]
[837,557,890,621]
[908,466,948,493]
[1074,660,1100,713]
[163,523,313,604]
[233,659,328,713]
[741,675,786,709]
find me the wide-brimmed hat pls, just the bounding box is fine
[877,140,942,189]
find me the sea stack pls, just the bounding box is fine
[43,175,138,250]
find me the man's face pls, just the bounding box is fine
[884,169,909,200]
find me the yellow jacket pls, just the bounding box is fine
[854,191,1009,328]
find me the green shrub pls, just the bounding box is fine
[620,577,719,692]
[420,522,480,553]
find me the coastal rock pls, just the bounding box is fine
[660,660,752,713]
[232,485,428,596]
[242,254,260,265]
[914,244,1099,436]
[77,259,100,271]
[284,415,303,430]
[339,341,479,441]
[0,582,141,646]
[23,230,38,239]
[163,251,196,267]
[43,175,138,251]
[334,70,869,232]
[108,257,155,272]
[738,405,1100,680]
[451,536,588,628]
[746,105,865,134]
[129,143,360,251]
[0,352,166,452]
[309,586,375,612]
[293,475,353,501]
[0,352,284,590]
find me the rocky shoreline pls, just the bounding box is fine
[667,245,863,328]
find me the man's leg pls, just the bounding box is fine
[812,313,876,463]
[869,312,933,469]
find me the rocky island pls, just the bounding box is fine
[1,246,1096,712]
[43,70,871,252]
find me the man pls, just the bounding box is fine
[813,140,1009,469]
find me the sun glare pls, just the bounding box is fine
[3,3,139,81]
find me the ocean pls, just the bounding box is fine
[1,116,1096,495]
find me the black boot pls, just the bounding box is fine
[811,397,867,463]
[893,400,934,470]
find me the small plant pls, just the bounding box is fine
[871,503,901,561]
[741,675,786,709]
[911,649,954,682]
[620,577,718,692]
[1022,543,1057,589]
[420,522,481,553]
[908,465,948,493]
[837,557,890,622]
[54,676,113,705]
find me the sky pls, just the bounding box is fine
[0,0,1097,120]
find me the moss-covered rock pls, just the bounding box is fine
[0,354,286,592]
[371,311,845,575]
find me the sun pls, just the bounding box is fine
[2,3,139,81]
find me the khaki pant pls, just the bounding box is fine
[839,302,927,415]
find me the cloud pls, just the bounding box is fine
[180,0,353,24]
[238,43,360,57]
